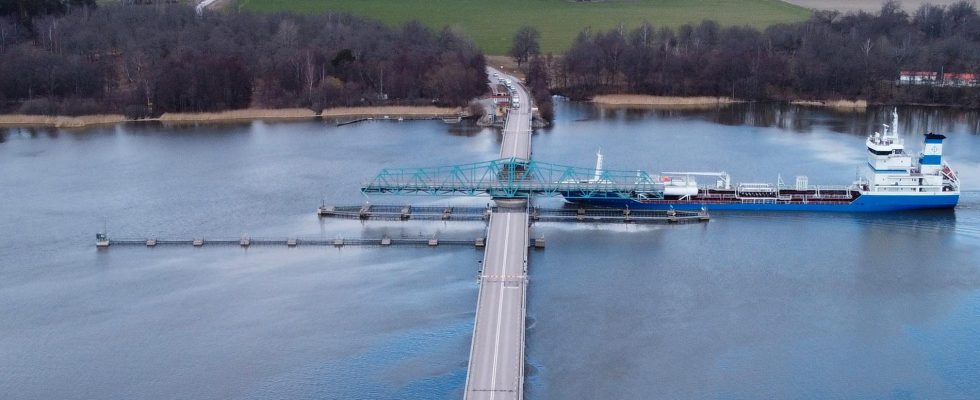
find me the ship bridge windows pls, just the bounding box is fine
[868,148,900,156]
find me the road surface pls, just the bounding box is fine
[491,68,532,160]
[464,210,529,400]
[463,68,533,400]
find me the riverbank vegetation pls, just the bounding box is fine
[0,4,487,118]
[555,1,980,108]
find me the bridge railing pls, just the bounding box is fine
[362,158,666,199]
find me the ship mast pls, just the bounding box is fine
[892,107,899,137]
[593,148,604,182]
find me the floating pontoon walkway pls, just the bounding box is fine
[318,204,708,224]
[98,236,487,248]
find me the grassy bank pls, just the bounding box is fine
[0,114,127,128]
[593,94,870,110]
[790,99,868,109]
[592,95,743,108]
[0,106,462,128]
[157,108,317,123]
[235,0,811,54]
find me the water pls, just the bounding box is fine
[1,103,978,399]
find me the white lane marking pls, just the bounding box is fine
[488,213,512,400]
[511,120,519,157]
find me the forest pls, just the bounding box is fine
[4,1,980,117]
[0,3,488,117]
[553,1,980,107]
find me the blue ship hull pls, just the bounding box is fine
[567,193,960,212]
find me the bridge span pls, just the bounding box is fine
[463,67,532,400]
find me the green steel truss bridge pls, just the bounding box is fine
[361,157,666,200]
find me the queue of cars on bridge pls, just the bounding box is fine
[492,72,520,109]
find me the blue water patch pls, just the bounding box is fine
[246,317,472,400]
[905,292,980,399]
[4,102,980,399]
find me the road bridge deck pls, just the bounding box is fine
[464,209,528,400]
[463,67,531,400]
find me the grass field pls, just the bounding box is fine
[235,0,812,54]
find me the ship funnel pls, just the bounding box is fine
[920,132,947,174]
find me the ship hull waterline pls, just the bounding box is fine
[563,193,960,212]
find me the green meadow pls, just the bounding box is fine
[235,0,812,54]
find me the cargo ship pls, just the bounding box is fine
[564,110,960,212]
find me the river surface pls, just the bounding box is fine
[1,102,978,399]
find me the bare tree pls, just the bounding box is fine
[509,26,540,67]
[555,4,980,108]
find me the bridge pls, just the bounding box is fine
[93,67,707,399]
[460,67,533,400]
[360,157,667,200]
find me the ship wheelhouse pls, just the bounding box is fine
[861,110,958,194]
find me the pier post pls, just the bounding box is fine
[96,232,110,248]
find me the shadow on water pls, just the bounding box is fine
[446,120,487,137]
[719,207,956,227]
[0,126,63,140]
[122,120,254,136]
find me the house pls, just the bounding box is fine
[898,70,938,85]
[898,70,978,87]
[942,73,978,87]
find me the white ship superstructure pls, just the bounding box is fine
[862,109,960,195]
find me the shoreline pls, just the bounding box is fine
[789,99,867,109]
[591,94,873,110]
[0,114,129,128]
[0,106,463,129]
[157,108,317,124]
[592,95,742,108]
[10,97,968,129]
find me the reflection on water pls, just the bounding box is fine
[593,102,980,137]
[1,102,979,400]
[553,101,980,190]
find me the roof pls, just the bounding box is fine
[943,73,977,80]
[900,70,937,76]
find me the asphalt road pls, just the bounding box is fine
[463,68,533,400]
[464,210,528,400]
[491,68,532,160]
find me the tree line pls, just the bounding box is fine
[0,3,488,117]
[551,1,980,107]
